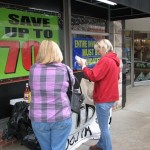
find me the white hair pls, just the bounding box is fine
[94,39,114,53]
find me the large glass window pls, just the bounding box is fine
[134,32,150,82]
[71,14,107,71]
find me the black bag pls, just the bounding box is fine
[22,133,41,150]
[66,67,85,114]
[2,101,41,150]
[2,101,31,141]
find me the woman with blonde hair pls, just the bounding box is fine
[29,40,75,150]
[76,39,120,150]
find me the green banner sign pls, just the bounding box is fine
[0,8,59,83]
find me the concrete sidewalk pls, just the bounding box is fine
[2,85,150,150]
[77,85,150,150]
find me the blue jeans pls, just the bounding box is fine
[31,117,72,150]
[96,102,114,150]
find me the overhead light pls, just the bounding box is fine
[97,0,117,5]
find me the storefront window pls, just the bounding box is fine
[71,14,106,32]
[71,15,107,71]
[134,32,150,82]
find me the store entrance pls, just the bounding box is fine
[134,32,150,86]
[124,31,150,87]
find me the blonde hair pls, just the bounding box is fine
[94,39,114,53]
[36,40,63,64]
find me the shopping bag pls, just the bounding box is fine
[87,80,94,99]
[80,78,94,105]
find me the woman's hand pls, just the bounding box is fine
[76,58,86,67]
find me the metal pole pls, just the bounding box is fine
[106,5,110,40]
[63,0,72,67]
[131,30,135,87]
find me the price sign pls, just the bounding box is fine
[0,8,59,84]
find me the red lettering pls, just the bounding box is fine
[22,41,40,71]
[0,41,19,73]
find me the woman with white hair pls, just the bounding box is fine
[29,40,75,150]
[76,39,120,150]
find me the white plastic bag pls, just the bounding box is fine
[80,78,94,105]
[87,80,94,99]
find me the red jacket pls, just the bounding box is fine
[83,52,120,103]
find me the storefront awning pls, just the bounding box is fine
[0,0,150,21]
[111,0,150,20]
[73,0,150,21]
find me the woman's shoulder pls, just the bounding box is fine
[60,63,71,69]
